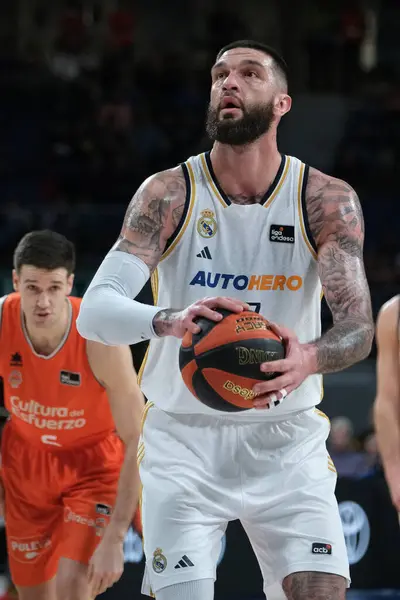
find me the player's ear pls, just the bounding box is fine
[66,273,74,296]
[274,93,291,117]
[12,269,19,292]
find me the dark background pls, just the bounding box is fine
[1,0,400,597]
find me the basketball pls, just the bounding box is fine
[179,309,285,412]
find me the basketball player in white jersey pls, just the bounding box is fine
[77,40,374,600]
[374,297,400,510]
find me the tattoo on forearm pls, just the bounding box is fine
[313,321,373,373]
[113,168,186,272]
[306,169,374,373]
[152,308,180,337]
[283,571,346,600]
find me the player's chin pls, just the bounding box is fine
[33,314,54,327]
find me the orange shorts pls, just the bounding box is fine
[1,423,124,587]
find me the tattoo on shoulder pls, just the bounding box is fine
[113,167,186,272]
[306,168,364,252]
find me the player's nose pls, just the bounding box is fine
[37,293,51,308]
[222,72,240,92]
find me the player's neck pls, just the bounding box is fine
[24,300,71,356]
[210,133,282,203]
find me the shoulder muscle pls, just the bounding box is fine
[113,166,187,272]
[305,167,364,251]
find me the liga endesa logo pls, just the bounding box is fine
[189,271,303,292]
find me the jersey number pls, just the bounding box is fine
[41,434,62,447]
[247,302,261,313]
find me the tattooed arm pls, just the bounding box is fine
[304,168,374,372]
[77,164,248,344]
[254,168,374,407]
[249,168,373,406]
[76,168,187,344]
[77,162,249,345]
[373,297,400,510]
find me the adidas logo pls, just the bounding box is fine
[174,555,194,569]
[196,246,212,259]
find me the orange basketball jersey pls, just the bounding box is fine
[0,293,116,449]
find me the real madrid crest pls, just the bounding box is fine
[197,209,217,239]
[152,548,167,573]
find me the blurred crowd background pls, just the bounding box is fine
[1,0,400,597]
[2,0,400,299]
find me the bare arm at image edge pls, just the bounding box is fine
[77,168,186,345]
[373,297,400,509]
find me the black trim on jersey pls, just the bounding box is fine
[260,154,286,206]
[205,151,286,207]
[163,163,191,255]
[131,279,154,375]
[300,164,317,254]
[204,151,231,206]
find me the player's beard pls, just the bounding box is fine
[206,101,275,145]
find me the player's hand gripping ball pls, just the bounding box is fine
[179,309,285,411]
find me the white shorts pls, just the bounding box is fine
[139,404,350,598]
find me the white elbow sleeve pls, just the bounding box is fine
[77,251,162,345]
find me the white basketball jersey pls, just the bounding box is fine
[139,152,323,419]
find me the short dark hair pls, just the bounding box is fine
[13,230,76,275]
[216,40,288,89]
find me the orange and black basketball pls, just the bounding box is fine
[179,309,285,411]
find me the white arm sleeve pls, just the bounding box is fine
[77,250,164,346]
